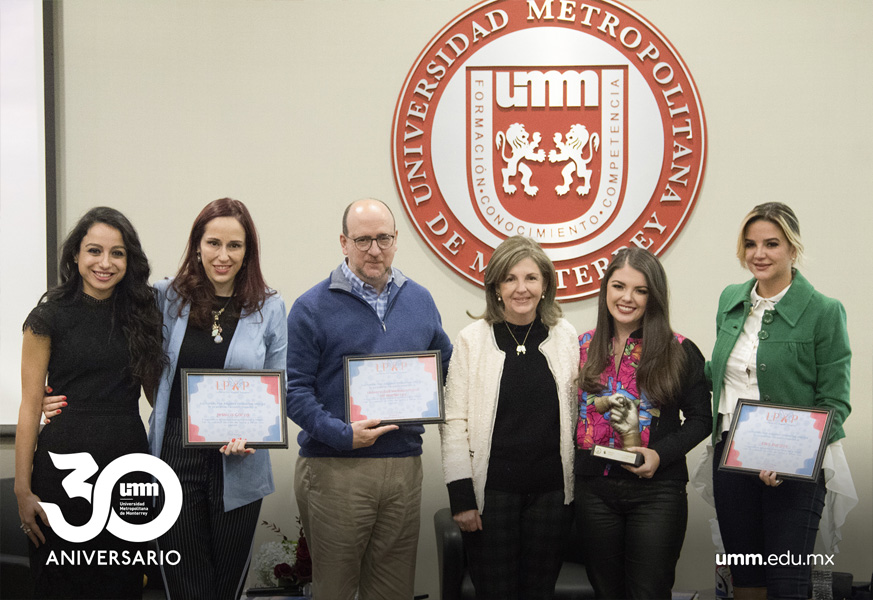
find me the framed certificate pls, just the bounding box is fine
[344,351,445,425]
[181,369,288,448]
[718,400,833,481]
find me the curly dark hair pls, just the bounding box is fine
[45,206,165,392]
[171,198,274,328]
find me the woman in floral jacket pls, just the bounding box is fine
[574,247,711,600]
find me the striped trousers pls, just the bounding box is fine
[157,418,261,600]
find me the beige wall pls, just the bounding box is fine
[4,0,871,597]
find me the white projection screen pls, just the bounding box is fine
[0,0,52,429]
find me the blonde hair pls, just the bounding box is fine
[474,236,562,326]
[736,202,804,267]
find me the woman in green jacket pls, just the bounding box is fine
[709,202,852,600]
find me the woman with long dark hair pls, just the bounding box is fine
[574,247,710,599]
[148,198,287,600]
[16,207,165,598]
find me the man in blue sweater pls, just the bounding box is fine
[286,198,452,600]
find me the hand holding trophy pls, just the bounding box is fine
[591,394,644,466]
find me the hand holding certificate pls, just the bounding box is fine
[344,351,445,425]
[718,400,833,481]
[182,369,289,448]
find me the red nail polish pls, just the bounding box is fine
[62,402,68,407]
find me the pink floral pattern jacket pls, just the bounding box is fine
[575,330,672,451]
[575,329,711,481]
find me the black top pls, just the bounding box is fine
[168,297,239,419]
[24,291,140,416]
[487,318,562,493]
[25,291,149,599]
[447,318,563,515]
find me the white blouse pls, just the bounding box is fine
[718,282,790,434]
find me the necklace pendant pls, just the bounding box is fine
[214,334,223,344]
[504,319,534,357]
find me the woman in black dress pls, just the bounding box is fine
[14,207,165,599]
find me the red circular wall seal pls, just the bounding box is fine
[392,0,707,300]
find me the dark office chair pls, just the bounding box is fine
[433,507,595,600]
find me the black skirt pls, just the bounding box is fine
[29,411,149,599]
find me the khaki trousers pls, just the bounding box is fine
[294,455,422,600]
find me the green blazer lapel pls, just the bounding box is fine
[720,279,754,316]
[771,271,814,328]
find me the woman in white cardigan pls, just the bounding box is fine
[440,236,580,600]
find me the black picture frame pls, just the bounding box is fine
[344,350,445,425]
[181,369,288,448]
[718,400,833,482]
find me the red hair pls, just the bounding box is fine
[171,198,274,326]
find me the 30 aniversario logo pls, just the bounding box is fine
[392,0,706,300]
[40,452,182,544]
[38,452,183,566]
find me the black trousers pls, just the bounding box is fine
[462,488,570,600]
[157,418,261,600]
[575,476,688,600]
[713,437,825,599]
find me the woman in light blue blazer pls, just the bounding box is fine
[150,198,287,600]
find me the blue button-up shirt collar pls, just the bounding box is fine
[341,260,394,320]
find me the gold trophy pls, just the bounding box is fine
[591,394,643,466]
